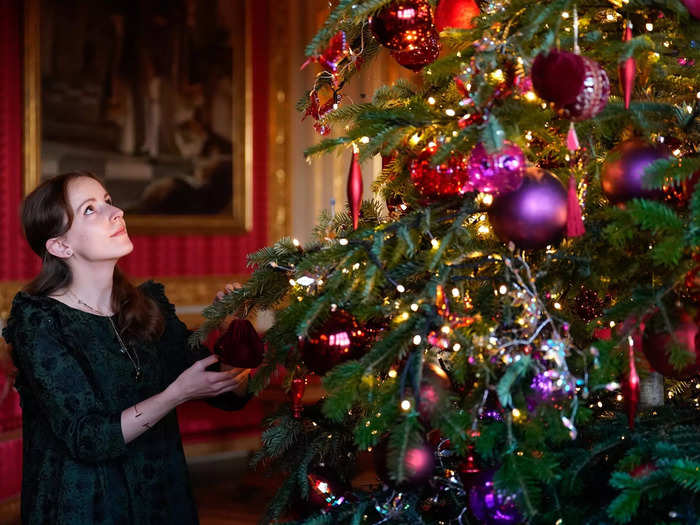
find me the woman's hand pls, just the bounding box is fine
[215,282,242,302]
[167,355,250,405]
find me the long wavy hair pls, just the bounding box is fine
[21,172,164,343]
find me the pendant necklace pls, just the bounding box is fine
[67,290,143,382]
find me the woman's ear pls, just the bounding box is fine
[45,237,73,259]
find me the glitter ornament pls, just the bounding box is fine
[531,50,609,121]
[488,168,568,249]
[390,28,442,71]
[466,141,526,194]
[468,470,523,524]
[527,370,575,411]
[370,0,435,51]
[299,310,370,375]
[601,139,666,204]
[573,287,606,322]
[410,143,473,201]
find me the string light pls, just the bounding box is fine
[339,238,348,245]
[400,399,412,411]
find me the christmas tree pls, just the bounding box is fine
[194,1,700,522]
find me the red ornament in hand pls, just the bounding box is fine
[410,143,473,201]
[642,309,700,379]
[300,310,369,375]
[434,0,479,31]
[370,0,434,51]
[213,319,265,368]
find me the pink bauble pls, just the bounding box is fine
[601,139,666,204]
[682,0,700,19]
[467,141,526,194]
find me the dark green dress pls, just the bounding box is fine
[3,281,249,525]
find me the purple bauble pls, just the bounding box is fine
[601,140,667,204]
[467,142,526,194]
[488,167,568,249]
[468,470,522,524]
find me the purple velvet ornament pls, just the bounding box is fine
[488,167,568,249]
[468,470,522,524]
[467,142,526,194]
[601,139,666,204]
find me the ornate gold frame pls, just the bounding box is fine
[23,0,253,235]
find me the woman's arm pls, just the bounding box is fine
[120,354,248,444]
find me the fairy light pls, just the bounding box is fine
[645,22,653,31]
[512,408,521,418]
[445,108,456,116]
[451,287,460,298]
[441,325,451,334]
[400,399,412,411]
[410,303,419,311]
[553,302,562,310]
[561,11,570,18]
[478,224,490,234]
[292,238,300,247]
[490,69,505,83]
[609,321,616,328]
[397,312,410,322]
[413,335,422,345]
[388,369,398,379]
[428,96,436,105]
[673,148,682,156]
[482,194,494,206]
[289,279,297,286]
[409,133,421,145]
[524,91,537,102]
[339,238,348,246]
[498,284,508,295]
[297,276,316,286]
[453,343,461,351]
[397,284,406,293]
[360,136,370,144]
[431,238,440,249]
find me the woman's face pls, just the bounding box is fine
[62,177,133,262]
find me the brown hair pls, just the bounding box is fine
[21,172,164,343]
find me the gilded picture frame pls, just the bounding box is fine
[23,0,253,235]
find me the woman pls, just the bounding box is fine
[3,171,252,524]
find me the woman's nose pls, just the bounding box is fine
[111,205,125,220]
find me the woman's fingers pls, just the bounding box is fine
[214,282,242,302]
[196,355,220,370]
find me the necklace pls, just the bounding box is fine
[67,290,143,382]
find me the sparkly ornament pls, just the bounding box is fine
[619,22,636,110]
[213,319,265,368]
[531,50,609,121]
[468,470,522,524]
[466,141,526,194]
[410,143,473,201]
[479,390,504,421]
[682,0,700,19]
[434,0,480,31]
[601,139,666,204]
[488,167,568,249]
[370,0,435,51]
[299,310,369,375]
[642,309,700,379]
[527,370,575,411]
[622,336,640,430]
[374,438,436,488]
[390,29,441,71]
[573,287,605,322]
[347,150,363,230]
[290,376,306,418]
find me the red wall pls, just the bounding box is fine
[0,0,269,281]
[0,0,270,506]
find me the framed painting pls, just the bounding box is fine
[23,0,253,234]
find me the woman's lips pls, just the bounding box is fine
[111,226,127,237]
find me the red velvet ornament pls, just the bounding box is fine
[370,0,435,51]
[390,29,441,71]
[434,0,479,31]
[619,22,636,110]
[374,438,436,488]
[601,139,666,204]
[531,50,609,121]
[488,167,568,249]
[347,150,364,229]
[299,310,369,375]
[642,310,700,379]
[410,143,473,201]
[682,0,700,18]
[213,319,265,368]
[290,376,307,418]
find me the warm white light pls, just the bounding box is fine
[339,238,348,245]
[428,96,436,105]
[388,369,398,378]
[410,303,419,311]
[413,335,422,345]
[297,276,315,286]
[445,109,456,117]
[452,287,460,298]
[397,284,406,293]
[554,302,562,310]
[645,22,653,31]
[360,136,370,144]
[431,239,440,249]
[289,279,296,286]
[400,399,412,411]
[453,343,461,351]
[498,285,508,295]
[292,238,300,247]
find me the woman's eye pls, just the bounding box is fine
[106,198,113,205]
[84,205,95,215]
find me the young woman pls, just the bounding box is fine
[3,171,252,524]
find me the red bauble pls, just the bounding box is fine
[213,319,265,368]
[488,167,568,249]
[531,50,609,121]
[642,310,700,379]
[374,438,436,488]
[300,310,369,375]
[410,143,473,201]
[434,0,479,31]
[390,29,442,71]
[601,140,666,204]
[682,0,700,18]
[370,0,435,51]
